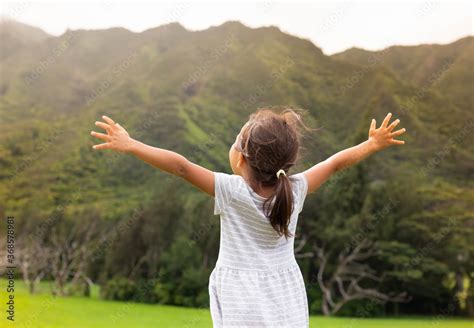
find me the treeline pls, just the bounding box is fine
[6,157,473,317]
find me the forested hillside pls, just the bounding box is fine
[0,19,472,316]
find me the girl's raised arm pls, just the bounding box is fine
[303,112,406,194]
[91,115,215,196]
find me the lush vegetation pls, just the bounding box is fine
[0,18,472,319]
[3,279,473,327]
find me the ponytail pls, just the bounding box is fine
[238,107,308,239]
[263,172,294,239]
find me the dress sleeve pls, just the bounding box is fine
[290,172,309,214]
[214,172,239,215]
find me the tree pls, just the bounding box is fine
[49,214,100,296]
[17,236,48,294]
[313,238,408,315]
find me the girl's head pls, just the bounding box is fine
[229,108,306,239]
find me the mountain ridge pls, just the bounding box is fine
[3,18,471,57]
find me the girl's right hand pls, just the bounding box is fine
[91,115,133,153]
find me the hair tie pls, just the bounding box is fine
[276,169,286,179]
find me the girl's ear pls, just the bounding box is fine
[236,152,246,168]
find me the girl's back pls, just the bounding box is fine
[210,171,309,327]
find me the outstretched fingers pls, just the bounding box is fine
[391,128,406,137]
[388,118,400,131]
[390,127,406,145]
[95,121,112,133]
[93,142,110,150]
[370,118,376,131]
[91,115,120,150]
[102,115,116,126]
[390,139,405,145]
[90,131,111,141]
[381,112,392,128]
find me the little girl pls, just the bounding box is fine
[91,108,406,327]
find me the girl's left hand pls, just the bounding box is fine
[368,113,406,151]
[91,115,133,153]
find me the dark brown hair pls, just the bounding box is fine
[237,108,306,239]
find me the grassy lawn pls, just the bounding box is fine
[1,279,472,327]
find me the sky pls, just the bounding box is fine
[1,0,472,55]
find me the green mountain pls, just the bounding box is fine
[0,20,472,315]
[332,36,474,112]
[0,18,51,59]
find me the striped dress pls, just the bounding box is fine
[210,172,309,327]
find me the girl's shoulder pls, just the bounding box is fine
[214,172,245,187]
[214,172,247,215]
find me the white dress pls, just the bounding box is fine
[210,172,309,328]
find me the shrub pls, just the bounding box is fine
[100,276,137,301]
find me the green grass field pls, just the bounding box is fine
[1,279,472,328]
